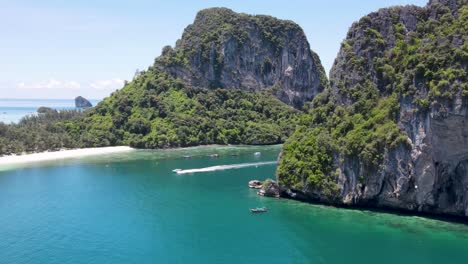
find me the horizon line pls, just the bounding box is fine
[0,97,103,101]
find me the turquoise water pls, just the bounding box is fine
[0,145,467,263]
[0,98,100,123]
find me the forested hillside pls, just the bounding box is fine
[68,69,300,148]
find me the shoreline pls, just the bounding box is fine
[0,146,134,166]
[0,144,281,167]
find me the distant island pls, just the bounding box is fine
[0,0,466,219]
[75,96,93,108]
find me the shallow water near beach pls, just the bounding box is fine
[0,145,467,264]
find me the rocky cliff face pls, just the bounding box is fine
[278,0,468,218]
[155,8,327,108]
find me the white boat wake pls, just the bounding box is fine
[174,161,277,174]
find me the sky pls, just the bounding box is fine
[0,0,428,99]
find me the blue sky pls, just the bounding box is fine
[1,0,428,99]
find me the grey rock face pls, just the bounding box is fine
[156,8,326,108]
[281,0,468,219]
[330,2,468,218]
[329,108,468,218]
[329,4,424,105]
[75,96,92,108]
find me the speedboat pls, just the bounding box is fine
[250,207,268,213]
[172,169,183,173]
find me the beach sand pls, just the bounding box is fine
[0,146,134,166]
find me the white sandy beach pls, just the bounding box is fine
[0,146,134,166]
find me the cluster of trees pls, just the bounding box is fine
[379,5,467,101]
[278,89,407,195]
[343,3,468,102]
[0,109,85,155]
[68,68,299,149]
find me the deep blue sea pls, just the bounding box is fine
[0,98,101,123]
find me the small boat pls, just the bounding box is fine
[172,169,183,173]
[250,207,268,213]
[209,153,219,158]
[254,152,261,156]
[183,155,192,159]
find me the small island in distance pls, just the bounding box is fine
[75,96,93,108]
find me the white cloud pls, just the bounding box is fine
[89,79,124,91]
[10,78,125,99]
[16,79,81,90]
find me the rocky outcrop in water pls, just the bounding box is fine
[156,8,327,108]
[258,179,280,197]
[75,96,92,108]
[278,0,468,219]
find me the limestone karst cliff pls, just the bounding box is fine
[278,0,468,218]
[68,8,327,148]
[156,8,327,108]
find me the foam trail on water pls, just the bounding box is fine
[175,161,277,174]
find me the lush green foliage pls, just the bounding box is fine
[69,68,299,149]
[277,126,339,197]
[0,68,299,155]
[279,88,407,197]
[0,110,85,155]
[337,3,467,102]
[278,1,467,194]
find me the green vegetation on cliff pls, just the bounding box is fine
[0,8,323,156]
[158,7,302,71]
[68,68,299,149]
[158,7,325,108]
[278,0,467,198]
[0,68,299,155]
[277,125,339,196]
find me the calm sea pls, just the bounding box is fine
[0,145,467,264]
[0,98,101,123]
